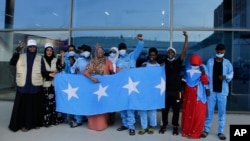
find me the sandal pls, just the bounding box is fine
[147,127,154,134]
[138,129,147,135]
[218,133,226,140]
[200,131,209,138]
[159,125,166,134]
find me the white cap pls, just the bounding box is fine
[27,39,37,46]
[166,47,176,54]
[44,43,53,48]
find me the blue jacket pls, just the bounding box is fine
[206,57,234,96]
[70,57,90,74]
[116,40,144,69]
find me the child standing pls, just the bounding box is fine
[138,47,160,135]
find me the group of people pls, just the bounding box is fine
[8,32,234,140]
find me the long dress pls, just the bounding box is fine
[9,51,45,132]
[42,57,63,127]
[181,66,209,138]
[84,56,114,131]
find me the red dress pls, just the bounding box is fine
[181,74,208,138]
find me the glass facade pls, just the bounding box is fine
[0,0,250,111]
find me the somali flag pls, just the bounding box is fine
[54,66,166,116]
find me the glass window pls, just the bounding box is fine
[72,30,169,52]
[13,0,70,28]
[173,31,217,64]
[0,0,6,28]
[72,30,169,64]
[13,31,69,54]
[174,0,226,28]
[0,31,14,91]
[73,0,170,28]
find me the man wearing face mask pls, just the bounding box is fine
[63,44,78,74]
[116,34,144,136]
[201,44,233,140]
[159,31,188,135]
[71,44,91,74]
[69,44,91,128]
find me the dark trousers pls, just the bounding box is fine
[161,91,181,127]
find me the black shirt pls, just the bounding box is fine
[165,57,183,92]
[213,58,223,92]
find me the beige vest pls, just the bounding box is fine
[43,58,57,87]
[16,54,43,87]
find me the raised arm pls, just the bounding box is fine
[180,31,188,61]
[131,34,144,60]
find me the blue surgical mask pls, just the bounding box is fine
[119,50,126,56]
[109,53,116,58]
[68,51,75,56]
[191,65,200,69]
[81,51,90,58]
[216,53,224,58]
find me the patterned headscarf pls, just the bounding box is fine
[86,44,106,75]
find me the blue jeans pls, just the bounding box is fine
[204,92,227,133]
[140,110,157,129]
[120,110,135,129]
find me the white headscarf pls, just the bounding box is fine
[108,47,119,72]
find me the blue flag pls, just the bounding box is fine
[54,66,166,115]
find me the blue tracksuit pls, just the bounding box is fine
[117,40,144,129]
[139,62,159,129]
[204,57,233,134]
[71,56,90,123]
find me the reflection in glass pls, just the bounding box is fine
[72,30,169,54]
[174,0,223,28]
[13,0,70,28]
[73,0,170,28]
[13,31,69,54]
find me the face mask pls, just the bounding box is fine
[216,53,224,58]
[119,49,126,56]
[109,53,116,58]
[191,65,200,69]
[68,51,75,56]
[81,51,90,58]
[167,57,175,62]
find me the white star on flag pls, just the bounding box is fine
[123,77,140,95]
[155,77,166,95]
[62,83,79,100]
[94,84,109,101]
[187,68,201,78]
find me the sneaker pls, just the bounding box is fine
[218,133,226,140]
[172,126,179,135]
[138,129,147,135]
[159,125,166,134]
[200,131,209,138]
[147,127,154,134]
[129,129,136,136]
[117,126,128,131]
[70,121,82,128]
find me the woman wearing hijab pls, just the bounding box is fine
[106,46,119,125]
[181,54,209,139]
[42,43,64,127]
[83,44,114,131]
[9,39,45,132]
